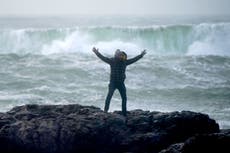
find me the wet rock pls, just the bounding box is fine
[0,104,220,153]
[160,130,230,153]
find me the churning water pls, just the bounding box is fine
[0,15,230,128]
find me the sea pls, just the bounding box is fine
[0,15,230,129]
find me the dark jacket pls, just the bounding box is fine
[95,51,143,83]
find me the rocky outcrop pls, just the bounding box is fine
[0,104,220,153]
[160,129,230,153]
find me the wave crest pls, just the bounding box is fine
[0,23,230,56]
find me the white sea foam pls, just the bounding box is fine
[187,23,230,56]
[0,22,230,56]
[41,31,91,55]
[218,120,230,129]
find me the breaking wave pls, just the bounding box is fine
[0,23,230,56]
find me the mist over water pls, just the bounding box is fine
[0,16,230,129]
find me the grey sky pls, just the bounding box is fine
[1,0,230,16]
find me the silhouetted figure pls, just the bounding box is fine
[92,47,146,116]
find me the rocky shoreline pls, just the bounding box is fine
[0,104,229,153]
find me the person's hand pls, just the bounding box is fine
[141,50,147,56]
[92,47,99,53]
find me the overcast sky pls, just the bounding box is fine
[1,0,230,16]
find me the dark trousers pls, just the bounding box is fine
[104,82,127,116]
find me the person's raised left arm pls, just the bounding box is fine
[126,50,146,65]
[92,47,111,64]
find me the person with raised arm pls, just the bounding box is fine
[92,47,146,116]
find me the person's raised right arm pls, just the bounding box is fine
[126,50,146,65]
[92,47,111,64]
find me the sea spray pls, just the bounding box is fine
[0,23,230,56]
